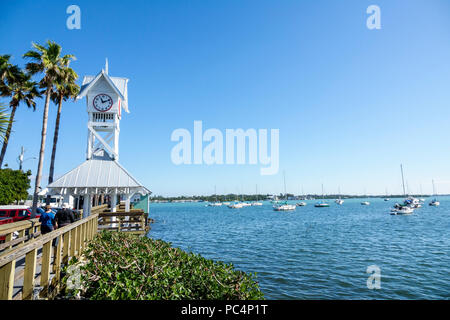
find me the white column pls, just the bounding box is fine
[83,194,89,218]
[88,194,93,217]
[111,193,117,213]
[114,118,120,161]
[125,194,131,212]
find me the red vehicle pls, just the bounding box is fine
[0,217,14,242]
[0,206,40,242]
[0,206,40,223]
[0,217,14,225]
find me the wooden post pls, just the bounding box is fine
[63,231,70,264]
[70,228,76,257]
[18,229,25,245]
[86,219,90,240]
[23,248,37,300]
[79,224,84,252]
[76,225,81,256]
[40,241,52,296]
[81,222,86,252]
[5,232,13,251]
[89,219,94,239]
[0,260,15,300]
[53,235,62,284]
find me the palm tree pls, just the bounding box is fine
[0,67,41,167]
[46,65,79,203]
[23,40,75,216]
[0,55,14,83]
[0,104,9,142]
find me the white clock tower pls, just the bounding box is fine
[76,59,129,161]
[47,60,150,217]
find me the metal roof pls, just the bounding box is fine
[47,159,150,193]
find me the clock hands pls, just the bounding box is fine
[94,95,112,111]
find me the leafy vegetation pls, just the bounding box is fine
[64,231,264,300]
[0,168,31,205]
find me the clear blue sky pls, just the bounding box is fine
[1,0,450,196]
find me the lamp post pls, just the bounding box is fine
[17,146,36,171]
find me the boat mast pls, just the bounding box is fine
[283,171,287,201]
[400,164,406,197]
[432,179,437,199]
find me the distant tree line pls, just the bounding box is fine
[151,193,436,202]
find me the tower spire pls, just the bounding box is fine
[105,58,109,74]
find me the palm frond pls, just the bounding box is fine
[0,104,10,142]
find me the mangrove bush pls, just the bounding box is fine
[65,231,264,300]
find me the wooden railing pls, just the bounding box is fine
[98,209,149,235]
[0,204,107,253]
[0,219,41,254]
[0,214,98,300]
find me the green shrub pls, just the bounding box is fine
[67,231,264,300]
[0,168,31,205]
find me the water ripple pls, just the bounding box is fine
[149,198,450,299]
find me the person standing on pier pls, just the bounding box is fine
[55,203,75,228]
[39,205,56,234]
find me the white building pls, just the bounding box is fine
[47,61,151,217]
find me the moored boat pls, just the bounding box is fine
[315,202,330,208]
[273,171,296,211]
[429,180,440,207]
[390,206,414,215]
[273,203,296,211]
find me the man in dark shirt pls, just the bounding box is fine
[55,203,75,228]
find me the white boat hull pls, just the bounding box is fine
[273,204,296,211]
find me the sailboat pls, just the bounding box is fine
[252,185,263,206]
[384,188,390,201]
[361,188,370,205]
[335,187,344,205]
[429,179,440,207]
[240,192,251,207]
[315,184,330,207]
[273,172,296,211]
[228,189,243,209]
[391,164,414,214]
[296,185,307,206]
[207,186,222,206]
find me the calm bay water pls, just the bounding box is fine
[148,198,449,299]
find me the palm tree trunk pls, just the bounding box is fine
[46,95,63,205]
[0,105,17,168]
[31,89,51,217]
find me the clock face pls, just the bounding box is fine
[92,94,113,112]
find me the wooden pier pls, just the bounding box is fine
[0,204,150,300]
